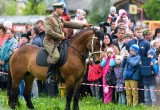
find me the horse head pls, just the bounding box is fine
[86,28,105,63]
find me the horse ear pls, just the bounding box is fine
[96,30,104,40]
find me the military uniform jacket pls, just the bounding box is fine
[44,13,84,42]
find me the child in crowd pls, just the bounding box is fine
[107,6,118,24]
[143,49,159,106]
[87,58,103,99]
[116,9,129,31]
[114,55,126,104]
[100,47,116,104]
[122,44,141,106]
[74,9,88,34]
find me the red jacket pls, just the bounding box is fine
[88,64,103,81]
[0,34,7,47]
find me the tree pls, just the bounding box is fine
[88,0,111,25]
[143,0,160,20]
[0,0,17,16]
[4,1,17,16]
[22,0,47,15]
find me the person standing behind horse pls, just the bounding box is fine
[35,20,48,95]
[0,29,17,90]
[30,26,43,47]
[36,20,45,43]
[43,2,89,82]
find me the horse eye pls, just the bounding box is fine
[95,42,99,45]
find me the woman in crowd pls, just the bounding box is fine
[0,29,17,89]
[103,33,119,55]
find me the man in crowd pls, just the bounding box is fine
[126,26,150,104]
[143,29,153,43]
[128,19,136,33]
[36,20,45,43]
[112,26,126,52]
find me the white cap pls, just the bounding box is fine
[110,6,116,13]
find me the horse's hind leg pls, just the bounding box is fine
[8,66,22,109]
[23,73,35,109]
[9,81,21,109]
[73,79,82,110]
[65,81,74,110]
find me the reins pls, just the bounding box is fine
[67,28,103,62]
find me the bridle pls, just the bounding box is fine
[86,33,103,59]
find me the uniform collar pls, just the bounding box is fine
[52,12,60,18]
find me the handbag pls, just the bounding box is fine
[106,67,117,86]
[0,65,8,83]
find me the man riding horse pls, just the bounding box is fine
[43,2,89,83]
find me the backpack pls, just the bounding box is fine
[106,68,117,86]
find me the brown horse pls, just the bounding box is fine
[7,28,104,110]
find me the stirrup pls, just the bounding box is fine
[46,75,52,84]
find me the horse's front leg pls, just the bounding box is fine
[73,78,83,110]
[65,81,74,110]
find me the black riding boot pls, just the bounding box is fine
[46,64,55,84]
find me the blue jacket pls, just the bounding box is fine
[143,58,159,85]
[0,37,17,71]
[126,38,150,57]
[122,54,141,81]
[32,35,43,47]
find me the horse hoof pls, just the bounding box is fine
[27,104,34,109]
[10,104,16,109]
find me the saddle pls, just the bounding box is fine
[36,39,69,82]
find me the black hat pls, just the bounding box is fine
[21,34,30,41]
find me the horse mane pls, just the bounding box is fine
[71,28,94,40]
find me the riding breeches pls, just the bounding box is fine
[43,38,60,64]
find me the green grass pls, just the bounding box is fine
[0,90,159,110]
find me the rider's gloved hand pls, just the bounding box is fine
[61,35,66,41]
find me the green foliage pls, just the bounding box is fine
[0,0,47,16]
[87,0,111,25]
[0,0,7,15]
[0,0,17,16]
[22,0,47,15]
[1,90,160,110]
[143,0,160,20]
[4,1,17,16]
